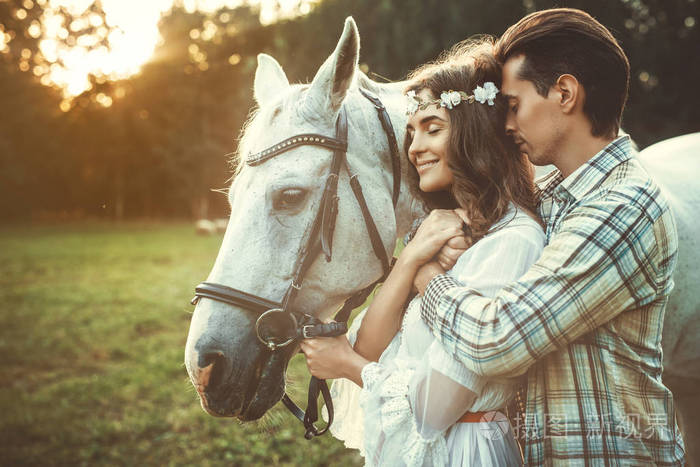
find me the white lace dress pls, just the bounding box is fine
[328,206,545,466]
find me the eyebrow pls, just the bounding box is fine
[503,94,517,101]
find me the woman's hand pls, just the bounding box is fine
[402,209,464,268]
[300,335,368,385]
[435,208,473,270]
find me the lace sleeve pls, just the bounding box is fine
[327,308,368,453]
[359,356,455,467]
[409,341,481,438]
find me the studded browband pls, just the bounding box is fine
[247,134,347,167]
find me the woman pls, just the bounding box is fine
[300,40,545,466]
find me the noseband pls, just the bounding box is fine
[191,88,402,439]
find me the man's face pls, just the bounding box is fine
[502,55,565,167]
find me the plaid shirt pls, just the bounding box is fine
[420,136,685,465]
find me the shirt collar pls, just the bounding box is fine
[539,135,634,203]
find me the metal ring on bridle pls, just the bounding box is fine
[255,308,298,350]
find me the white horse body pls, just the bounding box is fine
[636,133,700,378]
[636,134,700,464]
[185,17,698,460]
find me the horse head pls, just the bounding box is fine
[184,17,422,421]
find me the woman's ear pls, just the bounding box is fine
[555,74,580,114]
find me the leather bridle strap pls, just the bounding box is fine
[349,174,391,275]
[359,88,401,208]
[192,282,282,312]
[282,265,391,439]
[247,134,347,167]
[279,108,348,312]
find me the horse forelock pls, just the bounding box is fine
[231,79,380,176]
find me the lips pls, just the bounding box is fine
[416,159,440,174]
[513,139,527,153]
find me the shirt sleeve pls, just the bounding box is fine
[327,308,369,452]
[420,196,673,378]
[406,221,544,438]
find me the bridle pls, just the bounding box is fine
[191,88,402,439]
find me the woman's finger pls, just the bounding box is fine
[446,235,470,249]
[453,208,471,225]
[299,339,315,354]
[445,227,465,240]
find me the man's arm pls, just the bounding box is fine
[420,196,675,378]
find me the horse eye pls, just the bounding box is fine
[273,188,307,211]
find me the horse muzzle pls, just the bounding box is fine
[185,300,294,420]
[187,342,292,419]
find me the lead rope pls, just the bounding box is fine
[288,261,393,439]
[285,90,402,439]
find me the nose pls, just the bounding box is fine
[505,112,516,137]
[408,132,425,165]
[192,348,227,395]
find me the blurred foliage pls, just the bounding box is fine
[0,0,698,221]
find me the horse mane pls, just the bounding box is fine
[230,75,379,177]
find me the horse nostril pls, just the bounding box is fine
[197,351,226,392]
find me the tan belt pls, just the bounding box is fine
[458,411,488,423]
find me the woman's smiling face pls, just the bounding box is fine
[406,88,454,193]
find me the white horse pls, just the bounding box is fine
[184,17,699,462]
[637,133,700,464]
[185,18,420,422]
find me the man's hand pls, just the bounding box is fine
[414,261,445,295]
[436,235,471,270]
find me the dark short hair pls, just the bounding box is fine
[404,39,538,240]
[495,8,630,138]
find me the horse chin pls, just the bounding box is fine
[239,348,290,420]
[239,382,285,421]
[198,346,290,420]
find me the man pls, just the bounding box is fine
[413,8,686,465]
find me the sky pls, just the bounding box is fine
[2,0,316,104]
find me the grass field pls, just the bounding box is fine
[0,222,363,466]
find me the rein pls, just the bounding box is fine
[191,88,401,439]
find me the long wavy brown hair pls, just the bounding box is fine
[404,38,539,239]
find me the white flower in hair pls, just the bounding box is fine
[406,90,420,114]
[473,81,499,106]
[440,90,462,109]
[439,92,450,109]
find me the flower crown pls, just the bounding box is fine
[405,82,499,115]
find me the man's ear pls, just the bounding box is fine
[554,74,581,114]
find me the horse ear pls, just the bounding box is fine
[356,70,382,94]
[304,17,359,119]
[254,54,290,106]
